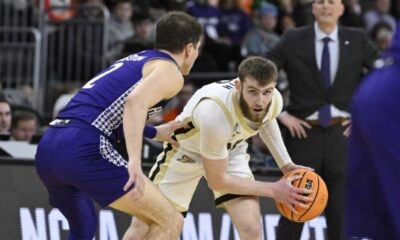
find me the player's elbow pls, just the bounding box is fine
[207,176,228,192]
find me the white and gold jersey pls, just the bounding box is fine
[149,79,291,212]
[174,79,283,161]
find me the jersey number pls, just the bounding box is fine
[82,62,124,89]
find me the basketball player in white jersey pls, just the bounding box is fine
[124,56,313,240]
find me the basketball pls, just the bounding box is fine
[275,169,328,222]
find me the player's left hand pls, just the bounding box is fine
[342,119,351,137]
[281,162,314,175]
[124,161,145,201]
[155,121,189,148]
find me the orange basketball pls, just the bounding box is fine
[275,169,328,222]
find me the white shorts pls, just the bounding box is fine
[148,142,254,214]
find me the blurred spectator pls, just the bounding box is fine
[187,0,221,40]
[44,0,77,22]
[1,86,33,108]
[341,0,364,27]
[0,96,12,134]
[10,111,38,142]
[190,35,219,72]
[217,0,252,69]
[75,0,104,20]
[278,14,296,34]
[371,21,394,51]
[107,0,135,63]
[53,85,80,118]
[364,0,396,33]
[121,13,155,56]
[292,0,314,27]
[241,2,280,57]
[163,82,195,122]
[219,0,252,45]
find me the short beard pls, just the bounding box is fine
[239,90,257,121]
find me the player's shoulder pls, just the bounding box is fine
[268,89,283,119]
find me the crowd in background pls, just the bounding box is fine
[0,0,399,172]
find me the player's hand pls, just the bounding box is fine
[155,121,189,148]
[278,112,311,139]
[273,175,314,213]
[124,161,145,201]
[281,162,314,175]
[342,119,351,137]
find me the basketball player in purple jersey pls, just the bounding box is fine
[35,12,203,240]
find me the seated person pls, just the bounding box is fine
[0,96,12,135]
[10,111,39,142]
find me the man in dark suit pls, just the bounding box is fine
[266,0,379,239]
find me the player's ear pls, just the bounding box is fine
[235,78,241,91]
[185,43,194,57]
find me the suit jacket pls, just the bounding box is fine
[266,24,379,118]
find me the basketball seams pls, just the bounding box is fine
[299,174,320,221]
[292,170,307,221]
[278,202,289,219]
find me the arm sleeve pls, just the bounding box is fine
[192,99,231,160]
[259,118,292,168]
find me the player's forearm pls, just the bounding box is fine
[207,173,276,198]
[259,119,292,168]
[123,98,147,165]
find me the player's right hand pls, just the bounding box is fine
[124,161,145,201]
[155,120,189,148]
[278,112,311,139]
[272,175,314,213]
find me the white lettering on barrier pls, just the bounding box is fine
[19,208,118,240]
[48,209,69,240]
[19,208,327,240]
[20,208,47,240]
[99,210,118,240]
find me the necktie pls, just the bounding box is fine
[319,37,332,126]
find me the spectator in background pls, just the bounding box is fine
[241,2,280,57]
[163,82,195,122]
[278,14,296,34]
[10,111,38,142]
[341,0,364,27]
[0,96,12,134]
[213,0,252,70]
[107,0,135,63]
[364,0,396,33]
[53,84,80,118]
[121,13,155,57]
[187,0,221,41]
[371,21,394,51]
[218,0,252,50]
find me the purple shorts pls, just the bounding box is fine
[35,123,133,207]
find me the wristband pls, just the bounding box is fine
[143,125,157,139]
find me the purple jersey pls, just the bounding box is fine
[58,50,177,140]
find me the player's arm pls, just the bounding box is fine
[122,60,183,198]
[194,100,312,208]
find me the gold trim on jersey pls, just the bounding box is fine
[173,117,199,141]
[264,90,279,123]
[151,144,177,185]
[195,96,235,129]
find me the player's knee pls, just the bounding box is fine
[239,220,262,238]
[165,212,184,235]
